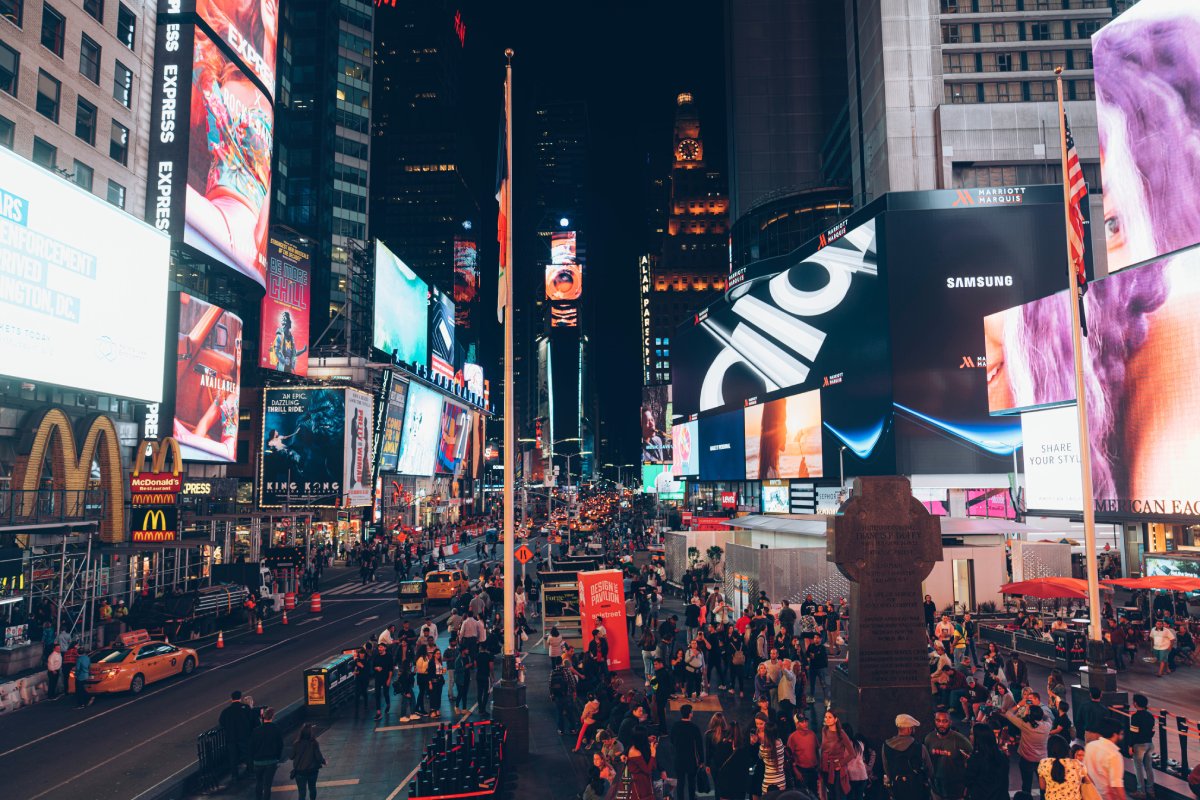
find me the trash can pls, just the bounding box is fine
[303,653,355,719]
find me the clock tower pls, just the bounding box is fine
[645,92,729,386]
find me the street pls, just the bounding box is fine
[0,551,487,800]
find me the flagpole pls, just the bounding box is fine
[1054,68,1105,667]
[501,48,517,680]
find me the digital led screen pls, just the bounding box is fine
[463,363,484,399]
[1093,0,1200,272]
[261,387,346,506]
[0,147,169,401]
[885,198,1070,474]
[396,382,442,477]
[550,303,578,328]
[744,389,823,480]
[436,401,470,475]
[698,408,746,482]
[173,293,242,462]
[452,236,478,329]
[761,480,790,514]
[377,382,409,473]
[642,464,684,500]
[343,388,374,507]
[1144,556,1200,580]
[260,235,310,375]
[184,28,273,286]
[193,0,279,98]
[546,262,582,302]
[430,288,455,380]
[374,241,429,367]
[987,253,1200,519]
[641,386,671,464]
[550,230,576,265]
[1021,405,1083,513]
[672,419,698,477]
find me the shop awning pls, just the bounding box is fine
[1105,576,1200,592]
[721,514,1056,537]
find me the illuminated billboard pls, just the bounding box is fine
[550,304,578,328]
[671,419,698,476]
[761,480,790,514]
[1093,0,1200,272]
[145,25,273,287]
[642,464,684,500]
[547,230,581,309]
[396,382,442,477]
[641,386,671,464]
[343,388,373,507]
[430,288,455,380]
[1021,406,1083,514]
[373,241,429,367]
[193,0,279,97]
[172,293,242,462]
[436,401,470,475]
[698,408,745,482]
[377,382,409,473]
[463,363,484,399]
[0,147,169,401]
[674,186,1072,478]
[452,237,478,330]
[261,388,345,506]
[260,235,310,375]
[744,390,823,480]
[986,253,1200,519]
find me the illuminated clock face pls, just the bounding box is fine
[677,138,700,161]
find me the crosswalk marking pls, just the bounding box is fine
[322,581,399,596]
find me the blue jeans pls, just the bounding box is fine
[809,667,829,701]
[642,651,655,680]
[1132,742,1155,794]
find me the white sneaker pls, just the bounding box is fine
[700,691,708,698]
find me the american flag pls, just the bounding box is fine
[1064,112,1088,292]
[495,72,511,324]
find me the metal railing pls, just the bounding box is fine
[0,489,106,529]
[192,727,228,794]
[1107,703,1200,783]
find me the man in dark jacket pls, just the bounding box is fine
[249,707,284,800]
[618,704,649,749]
[219,690,253,780]
[1075,686,1108,743]
[670,703,705,800]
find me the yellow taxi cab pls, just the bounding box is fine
[73,630,199,695]
[424,569,469,602]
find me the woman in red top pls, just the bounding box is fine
[625,733,659,800]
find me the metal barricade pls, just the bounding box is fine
[194,727,229,793]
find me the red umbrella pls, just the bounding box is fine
[1000,577,1113,599]
[1105,576,1200,592]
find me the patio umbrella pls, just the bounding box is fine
[1105,576,1200,592]
[1000,577,1113,599]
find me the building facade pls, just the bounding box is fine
[845,0,1140,275]
[272,0,373,357]
[0,0,156,215]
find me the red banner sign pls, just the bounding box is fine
[720,492,738,509]
[577,570,630,672]
[130,473,183,494]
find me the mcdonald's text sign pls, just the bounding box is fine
[130,506,179,543]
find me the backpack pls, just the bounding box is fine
[732,648,746,666]
[550,668,567,698]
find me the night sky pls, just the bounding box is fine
[457,0,727,468]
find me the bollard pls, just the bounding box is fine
[1158,708,1169,772]
[1177,715,1190,777]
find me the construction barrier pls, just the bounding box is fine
[310,592,322,613]
[284,592,296,610]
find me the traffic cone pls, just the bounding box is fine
[217,631,225,648]
[282,610,289,625]
[256,619,264,635]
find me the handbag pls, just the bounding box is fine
[696,766,711,794]
[636,613,643,627]
[1081,781,1101,800]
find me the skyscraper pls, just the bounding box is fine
[647,93,728,386]
[371,0,480,346]
[845,0,1138,274]
[272,0,374,357]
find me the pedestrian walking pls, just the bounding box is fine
[1128,694,1156,799]
[290,723,326,800]
[1084,720,1127,800]
[372,642,394,720]
[884,714,934,800]
[74,650,93,708]
[670,703,704,800]
[220,690,254,780]
[820,709,857,800]
[926,710,972,800]
[45,644,62,699]
[249,707,284,800]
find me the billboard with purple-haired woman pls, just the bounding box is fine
[985,252,1200,520]
[1094,0,1200,272]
